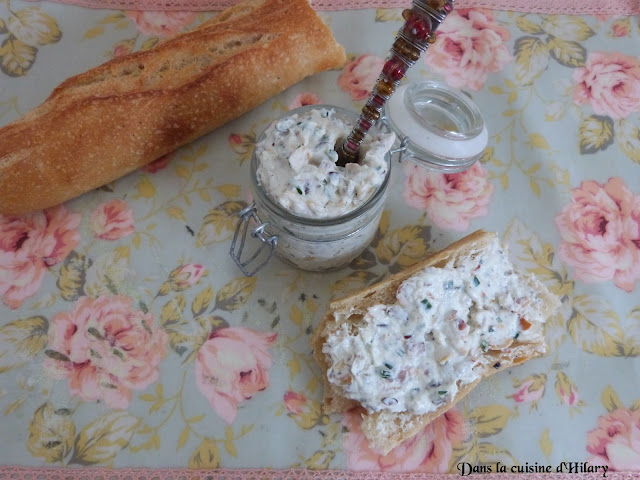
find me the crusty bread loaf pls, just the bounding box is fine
[0,0,345,215]
[311,230,561,455]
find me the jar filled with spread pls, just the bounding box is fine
[230,82,487,276]
[231,105,395,275]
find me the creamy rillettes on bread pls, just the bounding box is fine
[311,230,561,455]
[0,0,346,215]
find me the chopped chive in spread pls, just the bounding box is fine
[488,326,495,333]
[380,369,391,379]
[444,280,454,290]
[397,348,405,356]
[384,363,393,370]
[473,276,480,286]
[296,187,303,195]
[421,298,432,309]
[480,340,488,352]
[438,390,448,395]
[514,332,520,340]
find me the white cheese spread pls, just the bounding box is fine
[255,107,395,219]
[323,238,546,414]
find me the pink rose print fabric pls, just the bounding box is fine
[558,386,580,407]
[44,295,168,409]
[289,92,321,110]
[342,407,466,472]
[284,391,308,414]
[555,177,640,292]
[338,55,385,101]
[112,40,133,58]
[168,263,206,290]
[195,327,277,424]
[509,375,546,408]
[90,200,135,240]
[556,373,583,408]
[284,390,321,429]
[610,18,632,38]
[142,153,173,173]
[511,380,545,404]
[424,9,512,91]
[403,162,494,231]
[0,205,81,309]
[587,408,640,470]
[125,11,196,37]
[228,133,243,147]
[573,51,640,119]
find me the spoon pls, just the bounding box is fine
[335,0,455,167]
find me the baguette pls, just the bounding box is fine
[311,230,561,455]
[0,0,345,215]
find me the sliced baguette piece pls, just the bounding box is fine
[311,230,561,455]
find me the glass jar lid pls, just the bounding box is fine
[384,80,488,172]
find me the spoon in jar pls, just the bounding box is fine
[335,0,455,167]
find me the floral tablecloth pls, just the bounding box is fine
[1,2,640,476]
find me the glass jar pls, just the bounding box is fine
[384,79,488,172]
[230,105,392,276]
[230,82,487,276]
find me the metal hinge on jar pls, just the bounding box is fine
[380,119,411,163]
[230,202,278,277]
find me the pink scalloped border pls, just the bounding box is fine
[20,0,640,14]
[1,466,639,480]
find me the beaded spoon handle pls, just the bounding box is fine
[336,0,455,167]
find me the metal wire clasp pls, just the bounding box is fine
[230,202,278,277]
[380,115,410,163]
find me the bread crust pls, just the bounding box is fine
[311,230,561,455]
[0,0,346,215]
